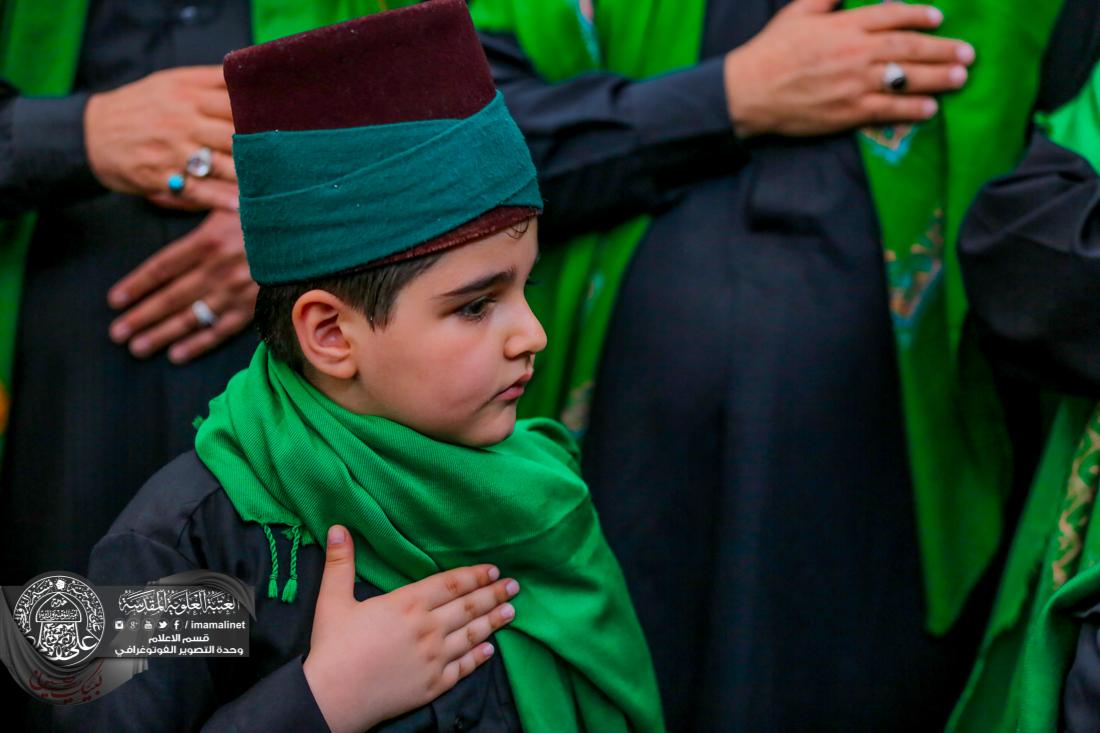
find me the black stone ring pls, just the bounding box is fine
[882,62,908,93]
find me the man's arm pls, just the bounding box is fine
[959,133,1100,397]
[0,80,103,218]
[484,1,974,243]
[482,32,742,243]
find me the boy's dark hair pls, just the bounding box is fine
[255,253,443,371]
[255,218,532,371]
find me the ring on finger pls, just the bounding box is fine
[191,299,218,328]
[186,146,214,178]
[167,172,187,195]
[882,62,908,93]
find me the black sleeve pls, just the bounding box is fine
[481,32,745,242]
[958,133,1100,397]
[51,531,330,733]
[0,80,104,218]
[1036,0,1100,114]
[1063,607,1100,732]
[200,658,330,732]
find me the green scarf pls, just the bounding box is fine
[195,346,664,733]
[949,60,1100,733]
[0,0,416,471]
[470,0,1063,634]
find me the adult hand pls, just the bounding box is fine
[84,66,238,211]
[304,526,520,733]
[107,208,257,364]
[723,0,976,138]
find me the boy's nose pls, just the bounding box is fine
[505,299,547,359]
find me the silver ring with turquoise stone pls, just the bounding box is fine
[167,172,186,196]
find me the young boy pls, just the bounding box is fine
[52,2,662,731]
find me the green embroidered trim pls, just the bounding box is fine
[885,208,944,339]
[860,122,922,164]
[1050,412,1100,589]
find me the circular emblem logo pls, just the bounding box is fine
[13,574,105,666]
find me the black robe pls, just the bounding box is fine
[0,1,257,583]
[482,1,1100,729]
[48,452,521,732]
[0,4,260,723]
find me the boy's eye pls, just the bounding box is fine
[458,296,494,320]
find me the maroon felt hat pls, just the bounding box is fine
[223,0,537,267]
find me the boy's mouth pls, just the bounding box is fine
[496,372,533,402]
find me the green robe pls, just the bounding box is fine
[949,59,1100,733]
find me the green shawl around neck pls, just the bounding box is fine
[0,0,415,471]
[195,346,665,733]
[469,0,1064,635]
[948,60,1100,733]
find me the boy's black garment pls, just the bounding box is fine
[481,0,1100,730]
[49,452,520,733]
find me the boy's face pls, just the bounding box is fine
[340,221,545,447]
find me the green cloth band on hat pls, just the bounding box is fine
[235,91,543,284]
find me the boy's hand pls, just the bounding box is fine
[303,526,520,733]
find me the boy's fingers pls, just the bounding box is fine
[435,579,519,634]
[411,564,500,610]
[439,643,495,693]
[316,526,356,613]
[442,602,515,661]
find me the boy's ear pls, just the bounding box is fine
[291,290,359,380]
